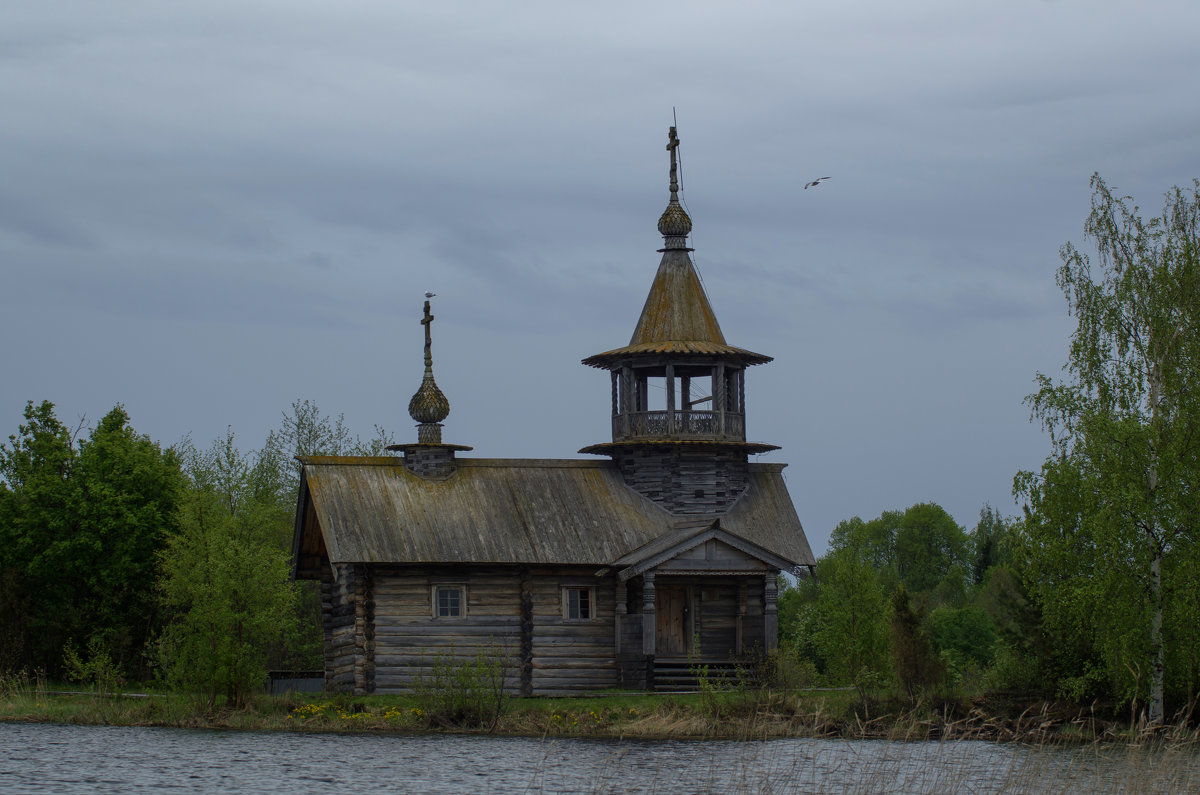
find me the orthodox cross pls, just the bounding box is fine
[421,300,434,371]
[666,126,680,200]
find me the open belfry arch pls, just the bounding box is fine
[291,128,815,695]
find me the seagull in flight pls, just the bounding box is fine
[804,177,831,190]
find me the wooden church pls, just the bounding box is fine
[291,129,815,695]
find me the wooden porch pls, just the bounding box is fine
[651,657,763,692]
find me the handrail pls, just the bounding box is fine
[612,410,745,441]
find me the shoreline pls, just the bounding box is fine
[3,689,1195,746]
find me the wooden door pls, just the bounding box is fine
[656,586,689,656]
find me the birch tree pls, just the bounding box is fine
[1016,175,1200,722]
[814,530,891,685]
[157,431,299,708]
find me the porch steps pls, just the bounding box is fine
[652,659,759,692]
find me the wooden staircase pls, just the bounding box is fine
[652,658,759,692]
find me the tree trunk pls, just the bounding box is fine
[1147,358,1165,726]
[1150,550,1164,724]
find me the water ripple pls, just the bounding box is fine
[1,722,1197,794]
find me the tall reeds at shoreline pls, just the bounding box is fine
[5,672,1200,792]
[3,669,1198,749]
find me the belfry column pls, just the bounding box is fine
[642,572,656,657]
[763,573,779,652]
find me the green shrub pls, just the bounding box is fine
[413,640,511,729]
[931,605,998,668]
[63,637,125,697]
[891,585,944,699]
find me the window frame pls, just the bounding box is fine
[431,584,467,619]
[562,586,596,622]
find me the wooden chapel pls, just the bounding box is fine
[290,128,815,695]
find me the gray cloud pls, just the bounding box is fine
[2,0,1198,552]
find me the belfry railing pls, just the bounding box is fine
[613,410,745,442]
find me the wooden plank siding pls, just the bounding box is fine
[655,538,772,575]
[741,577,767,651]
[697,584,739,658]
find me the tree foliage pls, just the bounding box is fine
[0,401,182,675]
[971,505,1013,586]
[1016,174,1200,720]
[0,397,387,687]
[265,398,395,498]
[812,543,891,685]
[891,585,944,699]
[154,400,391,701]
[929,605,997,669]
[827,504,970,602]
[787,502,1027,695]
[156,431,300,708]
[778,574,822,669]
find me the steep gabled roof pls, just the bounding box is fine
[292,456,813,573]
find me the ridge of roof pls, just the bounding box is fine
[299,454,789,472]
[298,455,611,469]
[295,459,814,567]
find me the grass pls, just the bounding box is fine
[4,668,1196,748]
[7,671,1199,793]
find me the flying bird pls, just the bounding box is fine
[804,177,831,190]
[425,292,437,298]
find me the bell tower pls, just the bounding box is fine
[580,127,778,513]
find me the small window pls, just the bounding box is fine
[433,585,465,618]
[564,587,593,620]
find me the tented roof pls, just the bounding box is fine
[583,249,771,368]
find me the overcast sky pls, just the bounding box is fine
[3,1,1198,555]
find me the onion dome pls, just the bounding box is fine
[409,374,449,424]
[657,126,693,248]
[408,299,450,443]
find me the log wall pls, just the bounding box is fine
[320,563,775,694]
[614,448,748,514]
[322,565,619,695]
[371,566,521,694]
[528,574,617,696]
[322,563,374,694]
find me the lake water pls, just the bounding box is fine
[2,722,1198,793]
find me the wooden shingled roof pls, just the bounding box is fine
[292,456,813,573]
[582,248,771,368]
